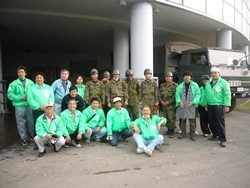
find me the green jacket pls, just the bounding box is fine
[175,80,200,107]
[199,86,206,107]
[132,115,166,140]
[106,107,131,135]
[7,78,34,108]
[75,84,86,99]
[60,109,85,136]
[27,83,55,110]
[82,105,106,129]
[36,114,64,138]
[204,77,231,106]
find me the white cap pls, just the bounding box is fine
[113,97,122,103]
[211,67,220,73]
[44,102,54,108]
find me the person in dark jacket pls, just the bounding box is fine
[61,86,84,112]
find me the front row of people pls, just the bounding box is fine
[34,97,167,158]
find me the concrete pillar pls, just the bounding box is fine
[239,45,250,64]
[216,29,232,49]
[131,1,153,78]
[113,28,129,78]
[0,40,3,112]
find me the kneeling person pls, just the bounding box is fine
[82,97,106,142]
[130,106,166,157]
[106,97,132,146]
[60,98,85,148]
[34,103,65,157]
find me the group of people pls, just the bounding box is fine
[7,65,231,158]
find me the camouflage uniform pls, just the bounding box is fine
[102,79,111,115]
[84,80,105,107]
[139,79,159,114]
[159,81,178,132]
[107,79,128,107]
[125,78,140,120]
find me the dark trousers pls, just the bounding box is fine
[32,110,44,136]
[180,119,196,137]
[208,105,226,142]
[110,128,132,146]
[69,130,80,144]
[198,106,211,135]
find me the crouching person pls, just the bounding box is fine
[130,106,166,157]
[34,103,65,157]
[60,98,85,148]
[106,97,132,146]
[82,97,106,143]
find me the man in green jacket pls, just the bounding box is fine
[34,102,65,157]
[82,97,106,142]
[7,66,34,146]
[204,67,231,147]
[175,70,200,141]
[106,97,132,146]
[60,98,86,148]
[130,106,166,157]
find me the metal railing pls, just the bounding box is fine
[0,80,8,114]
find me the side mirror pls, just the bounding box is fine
[233,59,239,65]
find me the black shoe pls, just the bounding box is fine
[33,143,38,150]
[163,130,170,135]
[178,135,186,139]
[38,149,46,157]
[220,141,226,147]
[207,137,219,141]
[51,143,58,152]
[168,130,174,138]
[21,140,28,146]
[190,136,196,141]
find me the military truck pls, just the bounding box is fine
[156,42,250,112]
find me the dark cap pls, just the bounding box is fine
[202,74,209,80]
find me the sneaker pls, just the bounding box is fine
[177,130,182,134]
[136,148,144,154]
[190,136,196,141]
[203,134,209,137]
[124,138,129,143]
[144,148,152,157]
[85,139,90,143]
[207,137,219,141]
[220,141,226,147]
[38,149,46,158]
[71,140,81,148]
[163,130,170,135]
[195,131,199,135]
[178,135,186,139]
[93,136,100,142]
[64,143,70,148]
[21,140,28,146]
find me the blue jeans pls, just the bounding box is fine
[15,107,34,141]
[133,133,163,151]
[85,127,107,141]
[110,128,132,146]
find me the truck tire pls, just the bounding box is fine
[229,97,236,112]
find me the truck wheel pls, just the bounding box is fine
[229,97,236,112]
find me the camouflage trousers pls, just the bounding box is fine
[126,105,139,121]
[162,107,176,130]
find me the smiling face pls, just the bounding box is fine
[211,71,220,81]
[35,74,44,85]
[142,107,151,117]
[68,99,77,111]
[91,100,100,110]
[69,89,78,98]
[44,106,54,118]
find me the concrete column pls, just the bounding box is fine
[113,28,129,78]
[239,45,250,64]
[0,40,3,112]
[131,1,153,78]
[216,29,232,49]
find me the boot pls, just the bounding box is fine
[189,119,197,141]
[168,129,175,138]
[178,119,186,139]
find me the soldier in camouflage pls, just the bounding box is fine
[125,69,140,121]
[159,71,178,138]
[139,69,159,114]
[84,68,105,108]
[101,71,111,115]
[107,70,129,108]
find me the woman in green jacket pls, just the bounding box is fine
[130,106,166,157]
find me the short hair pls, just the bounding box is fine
[183,70,192,77]
[68,98,77,104]
[17,66,27,73]
[76,74,83,80]
[60,69,69,74]
[69,85,78,92]
[91,97,100,104]
[34,72,45,79]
